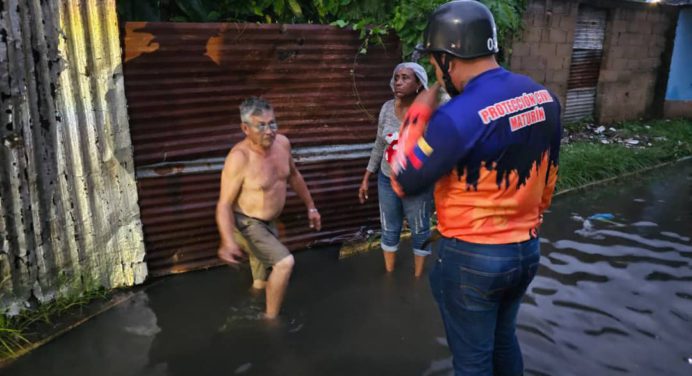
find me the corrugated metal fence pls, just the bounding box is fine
[0,0,146,313]
[123,23,400,276]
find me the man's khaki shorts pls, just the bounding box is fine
[233,212,291,279]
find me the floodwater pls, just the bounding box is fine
[4,161,691,376]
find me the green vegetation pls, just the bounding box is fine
[0,320,28,360]
[0,284,108,361]
[117,0,527,62]
[557,118,692,192]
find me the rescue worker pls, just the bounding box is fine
[390,1,562,374]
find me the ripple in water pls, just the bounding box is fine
[521,205,692,376]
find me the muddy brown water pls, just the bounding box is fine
[4,161,691,376]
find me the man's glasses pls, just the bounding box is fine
[248,120,278,132]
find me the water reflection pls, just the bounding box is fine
[521,162,692,376]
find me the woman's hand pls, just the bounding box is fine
[358,171,373,204]
[358,180,369,204]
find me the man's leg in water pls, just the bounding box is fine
[265,254,294,319]
[234,213,292,318]
[233,224,268,289]
[249,254,267,289]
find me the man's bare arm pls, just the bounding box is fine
[286,140,321,231]
[216,149,247,264]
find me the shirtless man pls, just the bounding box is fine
[216,97,321,319]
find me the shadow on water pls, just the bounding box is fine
[4,161,691,376]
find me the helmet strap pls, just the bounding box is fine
[433,53,460,97]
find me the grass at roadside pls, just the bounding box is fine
[557,118,691,192]
[0,286,108,361]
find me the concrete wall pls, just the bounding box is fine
[597,5,677,122]
[509,0,577,108]
[0,0,147,314]
[510,0,678,123]
[664,7,692,118]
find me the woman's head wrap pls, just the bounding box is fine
[389,62,428,93]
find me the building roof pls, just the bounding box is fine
[623,0,691,4]
[663,0,692,5]
[648,0,691,5]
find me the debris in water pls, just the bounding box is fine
[583,213,624,231]
[574,219,605,239]
[588,213,615,221]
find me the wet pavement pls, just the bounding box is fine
[4,161,691,376]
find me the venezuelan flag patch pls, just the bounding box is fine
[406,137,433,170]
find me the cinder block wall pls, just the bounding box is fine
[597,6,677,122]
[509,0,578,108]
[509,0,677,123]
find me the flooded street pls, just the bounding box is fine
[4,161,691,376]
[521,160,692,376]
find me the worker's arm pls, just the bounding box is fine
[391,90,484,196]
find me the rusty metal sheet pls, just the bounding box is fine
[0,0,146,313]
[564,6,607,122]
[139,158,380,276]
[123,22,400,276]
[124,22,397,166]
[567,49,603,89]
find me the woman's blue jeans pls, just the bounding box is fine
[429,237,540,376]
[377,172,433,256]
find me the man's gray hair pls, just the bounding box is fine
[239,97,273,124]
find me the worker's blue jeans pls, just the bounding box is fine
[429,237,540,376]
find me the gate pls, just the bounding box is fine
[123,22,400,276]
[564,6,608,123]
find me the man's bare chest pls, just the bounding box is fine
[245,154,290,190]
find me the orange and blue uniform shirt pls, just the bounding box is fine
[391,67,562,244]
